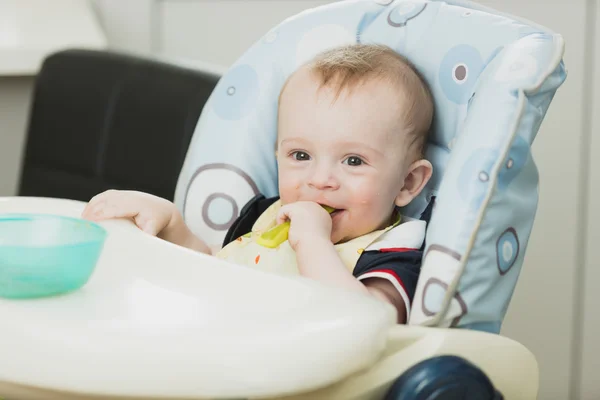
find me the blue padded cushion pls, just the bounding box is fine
[174,0,566,332]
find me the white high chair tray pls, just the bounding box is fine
[0,197,395,399]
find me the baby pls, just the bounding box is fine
[82,44,434,324]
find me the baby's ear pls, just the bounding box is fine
[395,159,433,207]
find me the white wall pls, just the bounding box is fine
[92,0,340,71]
[92,0,154,55]
[17,0,600,398]
[580,0,600,398]
[158,0,338,67]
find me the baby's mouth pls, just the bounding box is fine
[318,203,343,219]
[330,209,342,217]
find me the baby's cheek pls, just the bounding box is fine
[348,183,381,206]
[348,184,395,225]
[278,179,300,204]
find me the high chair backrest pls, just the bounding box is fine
[174,0,566,332]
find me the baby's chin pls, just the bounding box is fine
[331,217,390,244]
[330,227,365,245]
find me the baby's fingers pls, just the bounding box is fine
[82,191,138,221]
[81,196,109,220]
[138,219,161,235]
[275,206,293,225]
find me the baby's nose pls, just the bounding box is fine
[308,167,340,190]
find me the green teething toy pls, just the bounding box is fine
[255,205,335,248]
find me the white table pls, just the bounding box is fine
[0,197,540,400]
[0,196,396,399]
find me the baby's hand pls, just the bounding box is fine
[81,190,179,237]
[276,201,332,251]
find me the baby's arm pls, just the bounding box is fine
[82,190,214,254]
[277,201,407,323]
[295,239,407,323]
[159,208,213,254]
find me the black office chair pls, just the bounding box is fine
[18,49,220,202]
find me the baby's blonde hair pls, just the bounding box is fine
[281,44,434,157]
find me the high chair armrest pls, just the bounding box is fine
[276,326,538,400]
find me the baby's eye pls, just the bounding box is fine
[343,156,364,166]
[291,151,310,161]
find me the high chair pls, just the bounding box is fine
[0,0,566,399]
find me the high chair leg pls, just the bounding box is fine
[383,355,503,400]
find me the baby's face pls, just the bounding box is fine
[277,68,413,243]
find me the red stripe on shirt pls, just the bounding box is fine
[378,247,419,253]
[369,268,410,301]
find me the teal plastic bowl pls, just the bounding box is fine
[0,214,107,299]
